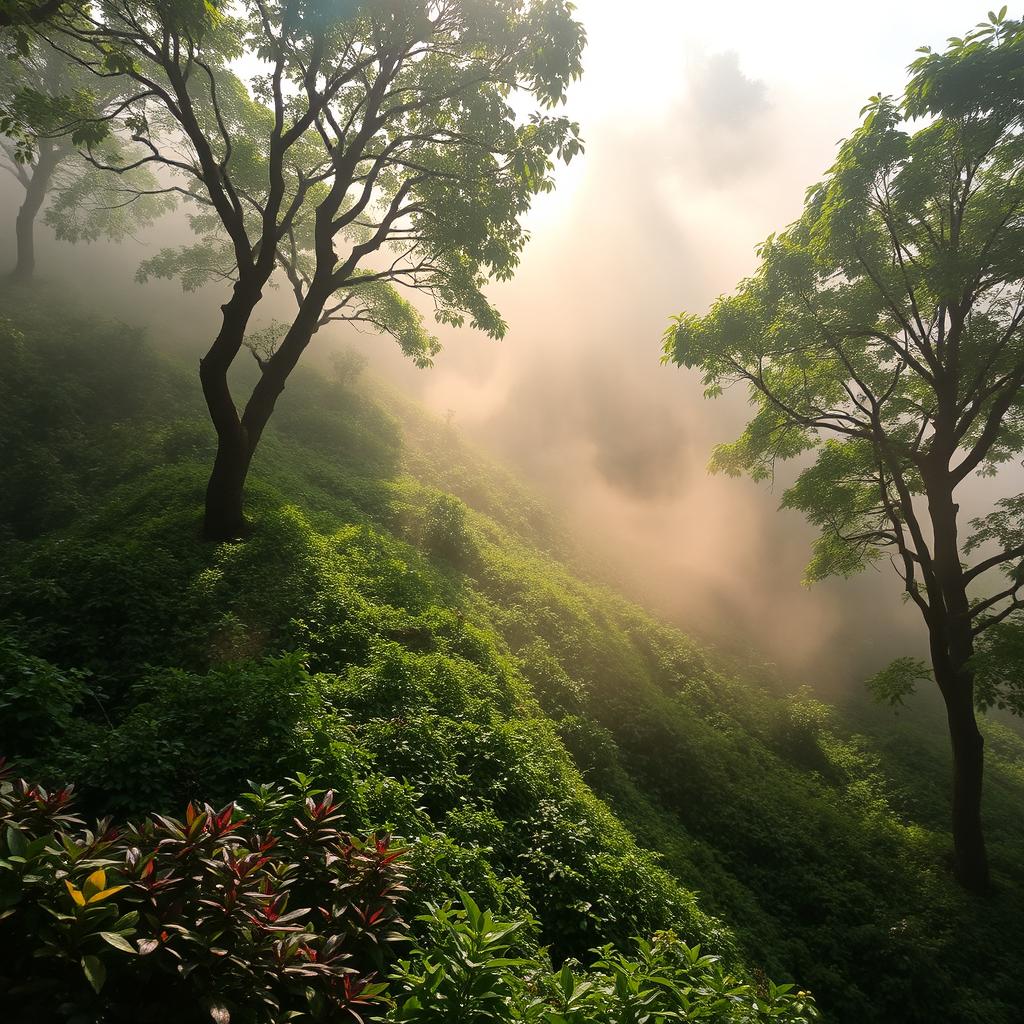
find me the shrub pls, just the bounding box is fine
[330,348,369,389]
[390,894,820,1023]
[0,633,89,756]
[0,760,409,1023]
[422,495,474,567]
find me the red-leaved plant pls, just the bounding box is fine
[0,757,409,1023]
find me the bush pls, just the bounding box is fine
[0,760,409,1023]
[390,894,819,1023]
[0,633,90,759]
[422,495,474,567]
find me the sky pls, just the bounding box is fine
[0,0,1002,688]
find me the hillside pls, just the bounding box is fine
[2,291,1024,1023]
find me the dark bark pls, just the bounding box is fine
[199,281,326,540]
[202,423,253,541]
[925,472,990,892]
[199,283,263,540]
[10,142,57,282]
[941,679,989,891]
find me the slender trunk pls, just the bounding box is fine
[240,289,327,451]
[10,143,57,282]
[200,283,263,540]
[926,473,990,892]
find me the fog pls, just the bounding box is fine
[1,0,1003,691]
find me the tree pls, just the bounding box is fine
[663,12,1024,892]
[44,0,584,539]
[0,1,87,160]
[1,38,170,280]
[0,0,73,28]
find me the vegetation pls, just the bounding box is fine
[664,13,1024,891]
[2,7,1023,1023]
[0,755,816,1024]
[1,296,1022,1022]
[0,759,409,1022]
[38,0,584,539]
[0,37,169,280]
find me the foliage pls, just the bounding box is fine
[2,296,1024,1022]
[865,657,930,709]
[41,0,586,535]
[330,347,369,390]
[0,632,89,755]
[662,16,1024,702]
[0,758,409,1023]
[0,36,170,270]
[391,894,819,1024]
[422,493,475,566]
[662,15,1024,890]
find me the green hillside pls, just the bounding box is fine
[2,292,1023,1023]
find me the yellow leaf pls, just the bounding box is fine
[65,880,86,907]
[87,885,127,905]
[83,868,106,899]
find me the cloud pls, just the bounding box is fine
[688,51,769,129]
[676,51,773,184]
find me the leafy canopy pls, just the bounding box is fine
[48,0,585,361]
[0,37,170,238]
[664,12,1024,710]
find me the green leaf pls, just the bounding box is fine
[81,954,106,994]
[866,658,930,708]
[99,931,137,954]
[5,826,27,858]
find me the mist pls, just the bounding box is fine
[0,0,1002,691]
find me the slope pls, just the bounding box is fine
[1,289,1022,1023]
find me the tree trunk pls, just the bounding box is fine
[199,284,263,540]
[203,423,253,541]
[925,473,990,892]
[199,280,325,539]
[240,292,327,450]
[10,143,57,282]
[943,682,989,892]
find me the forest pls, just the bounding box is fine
[1,2,1023,1023]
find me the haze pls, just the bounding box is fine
[0,0,997,688]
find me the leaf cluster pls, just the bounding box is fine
[0,757,410,1023]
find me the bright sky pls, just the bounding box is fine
[528,0,987,235]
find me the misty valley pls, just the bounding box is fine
[2,2,1024,1023]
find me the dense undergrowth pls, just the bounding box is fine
[1,291,1023,1022]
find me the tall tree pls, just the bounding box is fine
[45,0,583,539]
[663,12,1024,892]
[1,38,169,280]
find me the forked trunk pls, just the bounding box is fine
[199,282,325,540]
[199,284,263,541]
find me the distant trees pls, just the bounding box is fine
[665,13,1024,892]
[1,39,169,280]
[42,0,584,540]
